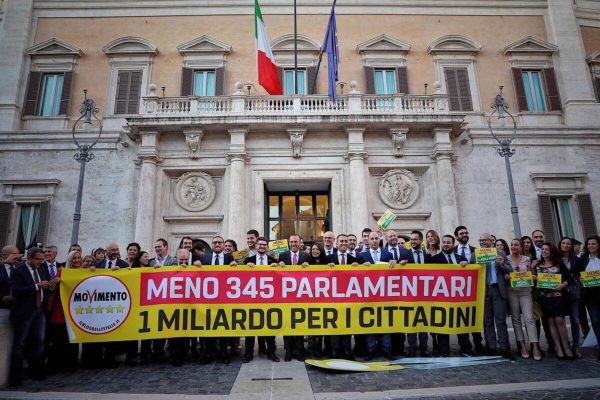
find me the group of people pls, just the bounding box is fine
[1,226,600,387]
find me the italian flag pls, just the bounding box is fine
[255,0,282,95]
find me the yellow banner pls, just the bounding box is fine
[59,264,486,343]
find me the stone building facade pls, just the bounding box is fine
[0,0,599,254]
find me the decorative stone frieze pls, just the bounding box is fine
[175,171,216,212]
[389,127,408,157]
[378,169,419,210]
[288,127,306,158]
[184,129,203,159]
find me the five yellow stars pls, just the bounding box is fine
[79,304,125,314]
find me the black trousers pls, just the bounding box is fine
[245,336,276,356]
[283,336,304,354]
[330,335,352,357]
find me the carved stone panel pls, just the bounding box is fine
[175,171,216,212]
[378,169,419,210]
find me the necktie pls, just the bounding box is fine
[259,256,264,265]
[49,264,55,280]
[33,268,42,307]
[446,254,452,264]
[292,253,298,265]
[460,246,466,259]
[108,260,113,269]
[374,250,379,262]
[415,251,422,264]
[392,248,398,261]
[214,254,220,265]
[341,253,346,265]
[8,265,14,277]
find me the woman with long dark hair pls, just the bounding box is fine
[580,235,600,361]
[559,236,583,358]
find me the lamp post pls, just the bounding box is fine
[70,90,102,245]
[487,86,522,238]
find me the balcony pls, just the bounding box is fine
[127,82,464,133]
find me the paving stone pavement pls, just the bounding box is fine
[415,388,600,400]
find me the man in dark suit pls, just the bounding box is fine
[383,229,409,355]
[241,237,279,363]
[478,233,513,359]
[431,235,473,357]
[398,230,431,357]
[200,235,234,363]
[95,241,129,269]
[322,231,337,257]
[1,245,20,311]
[453,225,484,352]
[278,233,310,361]
[8,247,53,386]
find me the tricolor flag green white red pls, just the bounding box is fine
[255,0,282,95]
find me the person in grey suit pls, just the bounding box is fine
[278,234,310,361]
[149,238,178,267]
[478,233,513,359]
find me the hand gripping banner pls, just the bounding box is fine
[60,264,486,343]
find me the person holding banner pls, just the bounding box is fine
[279,234,310,361]
[242,237,279,363]
[533,243,574,360]
[430,234,472,357]
[505,239,541,360]
[579,235,600,360]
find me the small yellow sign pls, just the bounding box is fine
[377,209,397,230]
[537,272,562,289]
[581,270,600,288]
[268,239,289,256]
[510,271,533,288]
[475,248,497,263]
[232,248,250,262]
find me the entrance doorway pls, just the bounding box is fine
[266,191,331,242]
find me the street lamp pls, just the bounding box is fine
[70,90,102,245]
[487,86,522,238]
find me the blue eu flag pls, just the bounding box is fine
[322,0,339,101]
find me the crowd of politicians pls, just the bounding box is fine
[1,225,600,387]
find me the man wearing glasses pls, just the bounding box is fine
[479,233,513,359]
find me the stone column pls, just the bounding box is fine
[226,128,247,245]
[134,129,160,251]
[546,0,600,125]
[0,0,34,130]
[346,127,370,235]
[432,128,459,235]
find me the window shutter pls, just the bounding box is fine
[215,67,225,96]
[364,66,375,94]
[512,68,528,112]
[595,77,600,102]
[444,68,461,111]
[396,66,409,94]
[456,68,472,111]
[277,67,284,93]
[0,202,11,247]
[127,71,142,114]
[543,68,562,111]
[58,71,73,115]
[538,195,557,245]
[115,71,130,114]
[577,194,598,240]
[306,66,317,94]
[36,200,50,245]
[23,72,42,116]
[181,67,194,96]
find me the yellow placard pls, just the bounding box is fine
[268,239,289,256]
[510,271,533,288]
[475,248,497,263]
[59,264,486,343]
[537,272,562,289]
[581,270,600,288]
[377,209,397,229]
[232,248,250,262]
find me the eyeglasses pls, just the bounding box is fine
[212,241,224,245]
[479,239,491,243]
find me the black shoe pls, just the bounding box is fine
[364,353,374,361]
[474,343,486,354]
[547,345,556,354]
[294,353,306,362]
[407,349,417,357]
[485,348,498,356]
[258,348,268,356]
[267,353,280,362]
[171,358,183,367]
[462,350,476,357]
[284,352,292,362]
[420,350,432,357]
[500,350,514,360]
[8,379,22,387]
[125,355,138,366]
[384,353,395,360]
[220,353,230,364]
[198,354,213,364]
[242,354,253,363]
[103,357,118,369]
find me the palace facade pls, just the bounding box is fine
[0,0,599,253]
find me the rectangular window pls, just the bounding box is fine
[193,71,216,96]
[374,70,397,94]
[444,67,473,111]
[39,74,64,116]
[522,70,547,112]
[266,192,329,242]
[16,204,40,252]
[284,69,306,95]
[551,197,575,241]
[114,70,142,114]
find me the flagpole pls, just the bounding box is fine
[294,0,298,95]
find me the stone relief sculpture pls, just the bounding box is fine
[290,131,304,158]
[175,171,215,212]
[185,132,203,159]
[378,169,419,209]
[390,130,407,157]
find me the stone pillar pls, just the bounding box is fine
[0,0,34,130]
[134,129,160,251]
[226,128,247,245]
[346,127,370,235]
[546,0,600,125]
[432,128,459,235]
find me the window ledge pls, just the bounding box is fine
[23,116,69,130]
[518,112,562,127]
